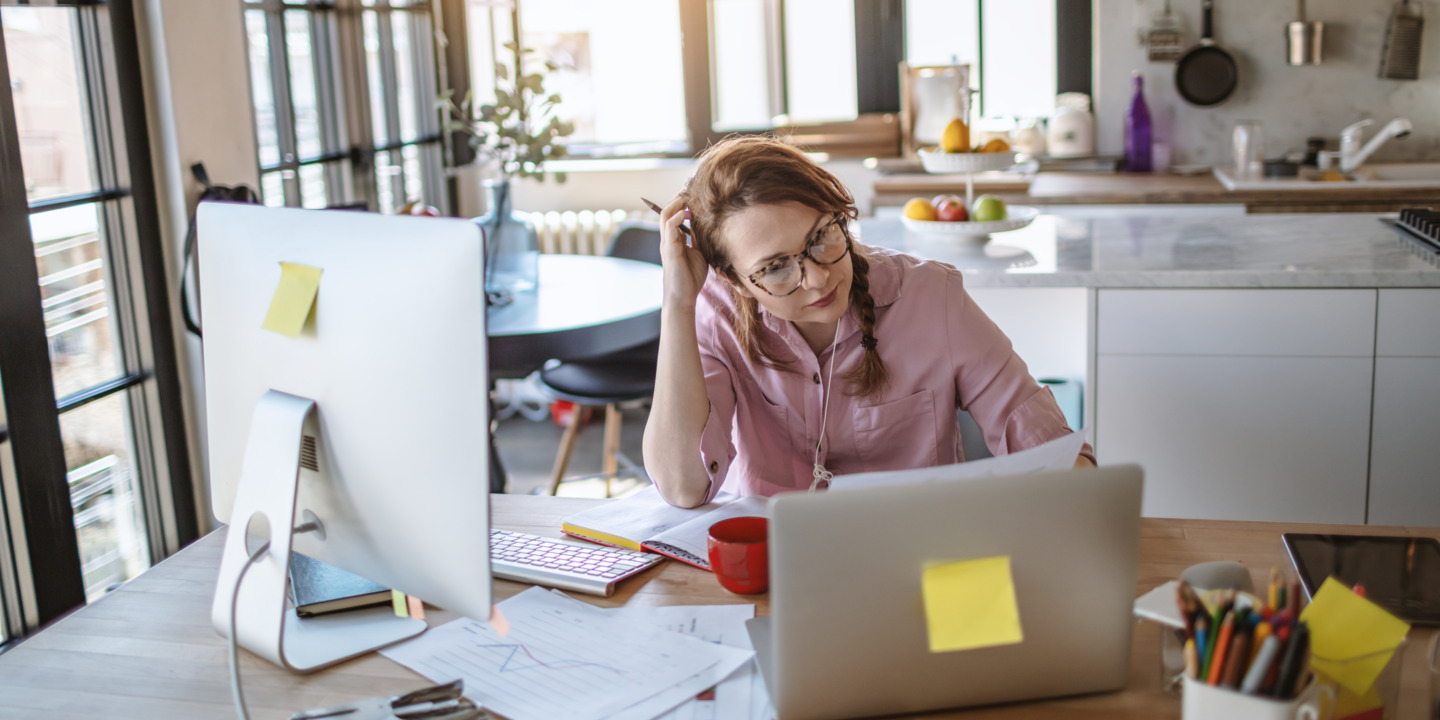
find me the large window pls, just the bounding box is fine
[466,0,1079,159]
[0,0,196,637]
[906,0,1059,120]
[243,0,447,214]
[467,0,689,158]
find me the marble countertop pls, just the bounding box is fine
[871,171,1440,208]
[855,212,1440,288]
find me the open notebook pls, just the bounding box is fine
[561,487,770,571]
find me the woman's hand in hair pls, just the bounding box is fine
[658,195,709,310]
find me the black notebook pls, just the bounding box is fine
[288,551,391,616]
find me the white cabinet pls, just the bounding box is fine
[1367,290,1440,526]
[1096,289,1376,524]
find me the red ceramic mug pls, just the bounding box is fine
[707,516,769,595]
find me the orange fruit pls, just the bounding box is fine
[980,137,1011,153]
[903,197,939,221]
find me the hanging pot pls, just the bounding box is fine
[1175,0,1239,106]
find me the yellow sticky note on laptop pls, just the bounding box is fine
[921,555,1023,653]
[263,262,322,337]
[1300,576,1409,696]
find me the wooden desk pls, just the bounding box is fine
[1,496,1435,719]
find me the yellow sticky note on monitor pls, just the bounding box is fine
[262,262,322,338]
[1300,576,1409,696]
[921,555,1023,653]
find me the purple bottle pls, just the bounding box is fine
[1125,72,1153,173]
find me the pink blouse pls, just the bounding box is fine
[693,245,1094,502]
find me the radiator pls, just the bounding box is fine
[521,209,641,255]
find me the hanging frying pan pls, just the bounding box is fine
[1175,0,1238,106]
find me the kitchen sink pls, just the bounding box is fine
[1214,163,1440,190]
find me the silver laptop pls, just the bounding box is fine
[747,464,1144,720]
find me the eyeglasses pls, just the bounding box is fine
[740,215,852,297]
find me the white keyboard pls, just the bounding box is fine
[490,529,663,597]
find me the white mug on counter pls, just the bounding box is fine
[1182,676,1332,720]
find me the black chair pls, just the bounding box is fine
[538,223,661,496]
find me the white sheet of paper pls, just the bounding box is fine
[609,605,756,720]
[1133,580,1185,628]
[545,591,766,720]
[380,587,754,720]
[828,430,1087,492]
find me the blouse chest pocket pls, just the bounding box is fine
[852,390,940,472]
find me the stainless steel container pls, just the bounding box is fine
[1286,21,1323,65]
[1286,0,1323,66]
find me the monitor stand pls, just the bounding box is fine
[210,390,426,673]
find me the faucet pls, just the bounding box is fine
[1338,118,1413,173]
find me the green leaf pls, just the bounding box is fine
[554,171,567,184]
[494,89,512,107]
[547,93,561,105]
[495,63,509,81]
[502,41,519,52]
[545,61,558,72]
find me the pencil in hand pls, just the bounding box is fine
[640,197,694,247]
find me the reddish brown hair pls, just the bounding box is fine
[682,135,888,397]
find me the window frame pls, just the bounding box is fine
[243,0,449,213]
[0,0,197,636]
[470,0,1090,162]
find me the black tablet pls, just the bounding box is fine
[1282,533,1440,626]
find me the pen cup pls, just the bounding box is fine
[707,517,769,595]
[1182,675,1332,720]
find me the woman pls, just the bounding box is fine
[643,136,1093,509]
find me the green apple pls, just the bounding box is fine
[972,195,1007,222]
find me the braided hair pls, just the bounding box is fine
[684,135,889,397]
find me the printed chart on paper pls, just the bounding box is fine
[382,588,753,720]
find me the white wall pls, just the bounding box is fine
[137,0,259,530]
[1094,0,1440,165]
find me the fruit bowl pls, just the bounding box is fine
[918,148,1017,174]
[900,205,1040,241]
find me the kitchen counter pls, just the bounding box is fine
[872,171,1440,212]
[855,212,1440,288]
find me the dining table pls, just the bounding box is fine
[484,254,664,490]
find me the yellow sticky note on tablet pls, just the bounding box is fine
[1300,576,1409,695]
[921,555,1024,653]
[263,262,322,337]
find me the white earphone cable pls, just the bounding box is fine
[810,319,843,491]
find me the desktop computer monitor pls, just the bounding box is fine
[197,202,491,672]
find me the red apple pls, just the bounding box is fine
[935,197,969,222]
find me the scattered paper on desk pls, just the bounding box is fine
[1300,576,1409,695]
[921,555,1023,653]
[541,591,762,720]
[608,604,757,720]
[1133,580,1185,628]
[262,261,322,337]
[379,587,753,720]
[829,431,1086,491]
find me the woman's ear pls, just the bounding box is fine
[723,271,755,298]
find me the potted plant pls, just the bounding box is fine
[443,38,574,303]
